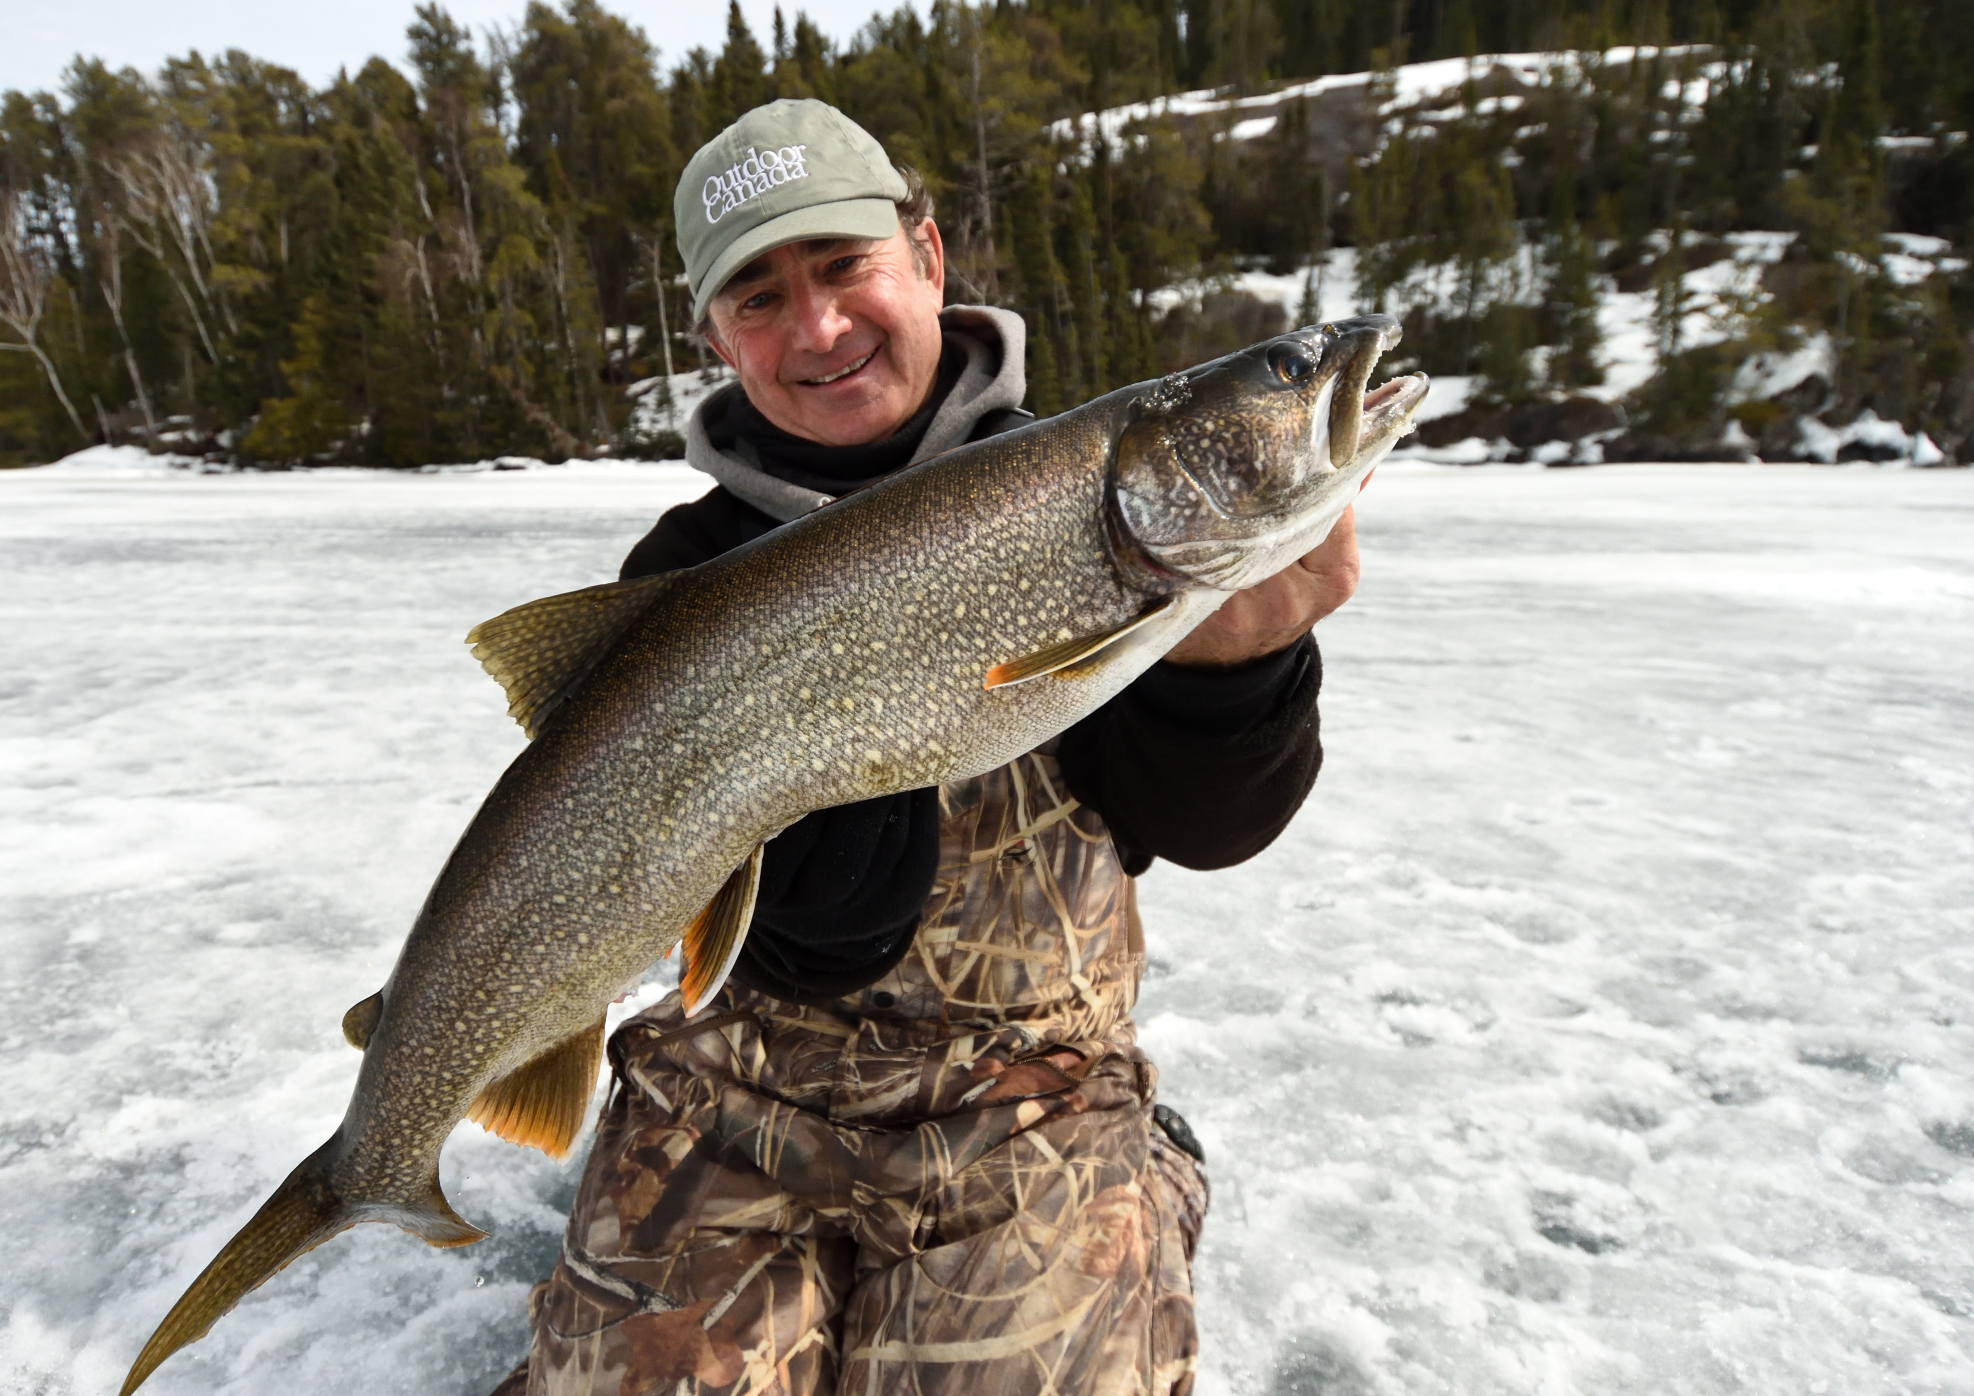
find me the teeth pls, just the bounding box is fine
[804,350,874,385]
[1361,379,1404,411]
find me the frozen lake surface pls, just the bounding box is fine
[2,460,1971,1395]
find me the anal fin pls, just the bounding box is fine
[679,844,764,1017]
[467,1016,608,1161]
[983,596,1179,690]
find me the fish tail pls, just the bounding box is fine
[120,1138,487,1395]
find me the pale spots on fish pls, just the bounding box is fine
[125,320,1423,1396]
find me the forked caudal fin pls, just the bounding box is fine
[120,1139,485,1395]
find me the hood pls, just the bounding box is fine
[684,304,1029,522]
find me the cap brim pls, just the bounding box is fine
[692,198,901,321]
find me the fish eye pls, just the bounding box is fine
[1268,344,1316,384]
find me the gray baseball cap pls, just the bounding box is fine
[676,99,908,322]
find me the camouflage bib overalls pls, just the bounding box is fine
[495,752,1207,1396]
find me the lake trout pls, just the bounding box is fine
[121,315,1428,1392]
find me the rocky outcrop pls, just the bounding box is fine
[1413,396,1624,453]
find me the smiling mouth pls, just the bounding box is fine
[801,349,876,386]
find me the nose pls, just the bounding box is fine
[784,275,854,356]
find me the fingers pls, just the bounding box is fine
[1292,506,1360,621]
[1162,507,1365,668]
[1295,504,1356,574]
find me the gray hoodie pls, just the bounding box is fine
[683,304,1029,523]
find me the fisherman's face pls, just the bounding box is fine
[704,222,947,448]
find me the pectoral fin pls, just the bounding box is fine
[983,596,1179,690]
[466,573,680,739]
[467,1015,609,1161]
[679,844,764,1016]
[341,992,382,1049]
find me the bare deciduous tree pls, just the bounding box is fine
[102,129,228,363]
[0,189,91,444]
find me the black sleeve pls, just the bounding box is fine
[620,486,941,1003]
[1055,636,1323,875]
[728,787,942,1005]
[619,486,783,578]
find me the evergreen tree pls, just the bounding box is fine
[3,0,1972,464]
[241,290,345,457]
[710,2,773,128]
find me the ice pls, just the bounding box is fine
[4,461,1973,1395]
[1140,463,1974,1394]
[0,462,705,1396]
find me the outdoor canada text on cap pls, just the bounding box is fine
[675,98,909,322]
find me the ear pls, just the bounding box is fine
[703,318,738,370]
[915,217,946,303]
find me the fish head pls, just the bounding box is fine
[1107,314,1430,591]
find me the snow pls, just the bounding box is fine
[1409,374,1478,424]
[625,365,733,442]
[1876,233,1968,289]
[5,462,1974,1394]
[1147,248,1363,331]
[1589,233,1801,403]
[1782,410,1945,467]
[1204,231,1836,430]
[1394,435,1504,466]
[47,444,209,474]
[1794,415,1844,464]
[1051,46,1711,152]
[1728,333,1834,406]
[1885,233,1954,259]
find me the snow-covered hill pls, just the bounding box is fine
[1077,47,1969,468]
[1164,234,1959,467]
[3,461,1971,1393]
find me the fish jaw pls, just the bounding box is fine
[1204,366,1429,588]
[1107,317,1428,594]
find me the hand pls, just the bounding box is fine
[1162,505,1361,669]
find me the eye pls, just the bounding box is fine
[1268,344,1316,383]
[741,290,775,311]
[827,255,858,274]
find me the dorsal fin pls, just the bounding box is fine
[466,574,678,738]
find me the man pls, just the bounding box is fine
[494,98,1359,1396]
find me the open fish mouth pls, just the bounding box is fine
[1354,371,1431,461]
[1308,315,1429,471]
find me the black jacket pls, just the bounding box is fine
[626,386,1325,1003]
